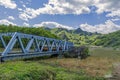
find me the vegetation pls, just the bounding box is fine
[94,30,120,48]
[1,25,119,48]
[49,28,99,46]
[40,47,120,77]
[0,60,105,80]
[0,25,120,79]
[0,48,117,80]
[0,25,59,39]
[47,27,120,48]
[0,25,61,49]
[0,47,119,80]
[64,46,89,59]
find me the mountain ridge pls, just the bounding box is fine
[44,27,120,48]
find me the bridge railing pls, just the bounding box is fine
[0,32,73,61]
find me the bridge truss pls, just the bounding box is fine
[0,32,73,61]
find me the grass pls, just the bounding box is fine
[39,47,120,77]
[0,47,119,80]
[0,61,105,80]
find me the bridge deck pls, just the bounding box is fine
[0,51,60,62]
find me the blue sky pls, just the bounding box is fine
[0,0,120,34]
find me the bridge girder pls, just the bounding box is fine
[0,32,73,61]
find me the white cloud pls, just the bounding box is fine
[95,0,120,14]
[80,20,120,34]
[19,0,120,21]
[0,19,16,25]
[111,18,120,22]
[8,16,15,20]
[33,21,74,30]
[94,0,120,21]
[23,22,30,27]
[19,8,40,21]
[22,4,26,8]
[106,10,120,17]
[18,8,22,11]
[0,0,17,9]
[19,0,92,21]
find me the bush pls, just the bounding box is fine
[80,46,89,59]
[64,46,89,59]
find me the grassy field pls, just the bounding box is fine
[0,47,120,80]
[40,48,120,76]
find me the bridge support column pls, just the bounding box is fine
[0,57,4,62]
[77,52,81,59]
[58,51,64,59]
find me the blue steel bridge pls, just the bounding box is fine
[0,32,74,62]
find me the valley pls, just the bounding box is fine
[0,25,120,80]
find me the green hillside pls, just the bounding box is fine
[49,28,100,46]
[1,25,119,48]
[0,25,59,39]
[46,27,120,48]
[94,30,120,48]
[0,25,119,80]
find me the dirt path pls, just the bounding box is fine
[108,64,120,80]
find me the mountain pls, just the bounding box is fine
[47,28,99,46]
[1,25,119,48]
[94,30,120,48]
[73,28,94,35]
[45,27,120,48]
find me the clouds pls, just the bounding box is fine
[33,21,74,30]
[8,16,15,20]
[0,0,120,34]
[111,18,120,22]
[33,20,120,34]
[0,0,119,20]
[19,0,92,21]
[80,20,120,34]
[19,8,40,21]
[107,10,120,17]
[0,0,17,9]
[19,0,120,21]
[23,22,30,27]
[0,19,16,25]
[94,0,120,14]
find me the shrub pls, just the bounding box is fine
[64,46,89,59]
